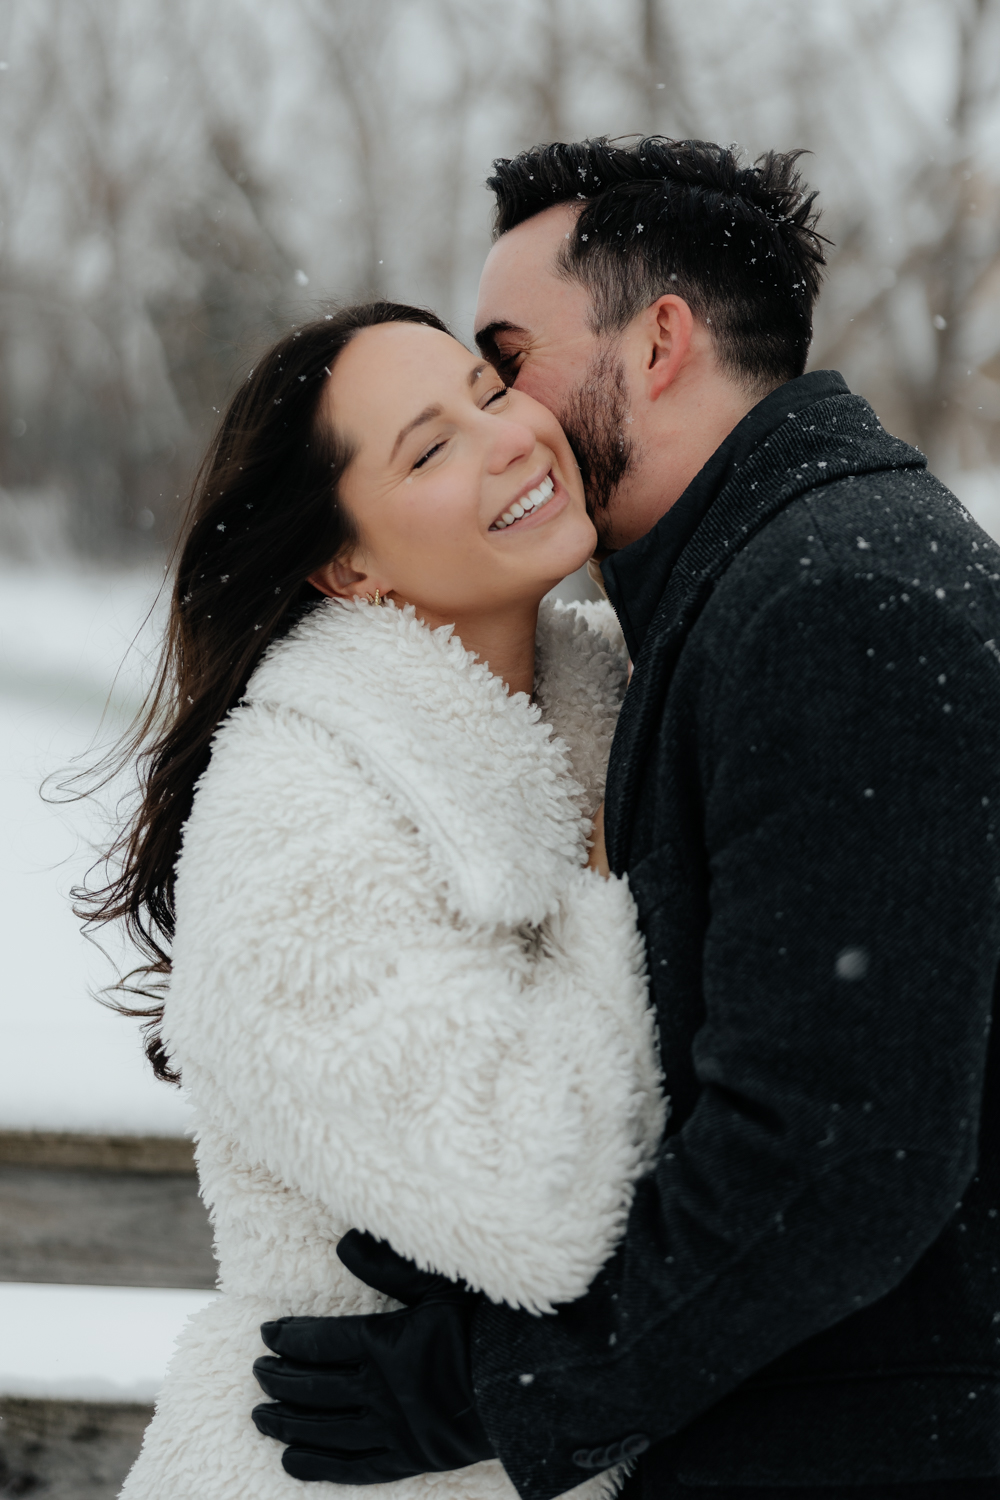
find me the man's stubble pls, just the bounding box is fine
[557,344,639,554]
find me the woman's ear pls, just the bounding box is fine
[308,554,368,600]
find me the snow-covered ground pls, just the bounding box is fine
[0,1282,216,1400]
[0,561,191,1136]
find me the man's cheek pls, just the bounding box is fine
[513,362,566,413]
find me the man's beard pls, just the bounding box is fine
[558,346,637,551]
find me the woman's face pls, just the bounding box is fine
[311,321,596,622]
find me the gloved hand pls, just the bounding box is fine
[252,1229,495,1484]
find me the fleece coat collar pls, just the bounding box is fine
[247,595,626,929]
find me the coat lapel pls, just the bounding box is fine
[604,396,925,871]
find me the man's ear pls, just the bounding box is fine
[644,295,695,401]
[308,553,370,600]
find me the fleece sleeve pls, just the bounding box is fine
[167,707,664,1316]
[470,574,1000,1500]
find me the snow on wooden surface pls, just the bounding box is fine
[0,1282,216,1400]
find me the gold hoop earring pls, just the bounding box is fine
[365,589,383,606]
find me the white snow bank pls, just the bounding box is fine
[0,561,191,1135]
[0,1282,216,1401]
[0,562,167,712]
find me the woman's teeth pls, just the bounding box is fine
[491,474,555,531]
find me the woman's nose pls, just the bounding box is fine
[485,415,537,475]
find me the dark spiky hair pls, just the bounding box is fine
[486,136,829,393]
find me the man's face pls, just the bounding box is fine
[475,204,638,551]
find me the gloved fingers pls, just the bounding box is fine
[253,1355,367,1407]
[337,1230,458,1305]
[251,1400,392,1452]
[281,1445,423,1486]
[260,1314,373,1364]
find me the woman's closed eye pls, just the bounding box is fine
[411,386,509,471]
[413,440,446,471]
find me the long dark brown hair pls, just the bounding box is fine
[77,301,449,1081]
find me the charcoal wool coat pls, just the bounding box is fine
[118,597,665,1500]
[472,372,1000,1498]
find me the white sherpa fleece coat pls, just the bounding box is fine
[121,596,665,1500]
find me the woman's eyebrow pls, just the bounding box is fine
[390,404,442,461]
[389,366,491,461]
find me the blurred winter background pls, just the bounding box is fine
[1,0,999,1488]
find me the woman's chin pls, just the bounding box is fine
[546,517,600,586]
[532,549,602,602]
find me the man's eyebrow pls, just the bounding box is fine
[390,404,442,462]
[474,320,529,354]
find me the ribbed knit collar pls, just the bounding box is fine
[601,370,851,661]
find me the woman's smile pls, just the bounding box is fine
[489,470,563,532]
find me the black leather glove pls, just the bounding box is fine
[252,1230,495,1484]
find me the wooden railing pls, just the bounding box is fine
[0,1130,215,1496]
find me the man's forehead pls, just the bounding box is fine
[475,202,582,333]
